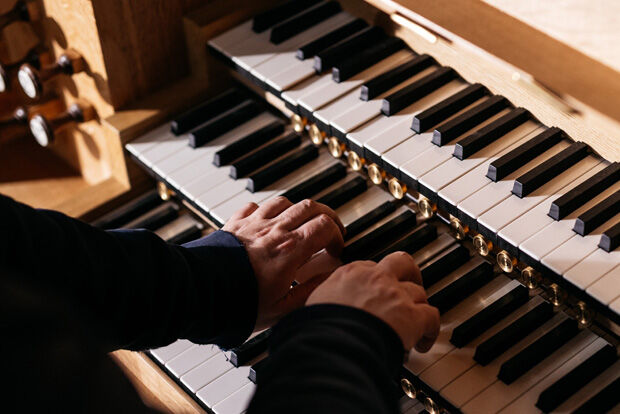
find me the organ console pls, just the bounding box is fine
[2,0,619,413]
[0,0,42,31]
[0,48,45,93]
[0,95,62,143]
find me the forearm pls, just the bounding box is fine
[248,305,403,414]
[0,194,257,351]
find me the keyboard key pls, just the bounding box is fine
[334,185,393,228]
[360,55,435,101]
[410,232,456,267]
[189,101,263,148]
[586,265,620,305]
[229,330,271,367]
[281,162,347,203]
[370,222,437,261]
[313,26,385,72]
[420,243,470,287]
[316,176,367,209]
[270,1,341,44]
[196,366,251,408]
[249,358,268,384]
[166,344,220,377]
[573,189,620,235]
[253,0,320,33]
[155,215,204,243]
[345,200,397,241]
[92,190,161,229]
[296,18,367,60]
[572,375,620,414]
[599,221,620,251]
[247,144,319,192]
[333,36,406,82]
[150,339,193,364]
[181,352,234,393]
[213,120,285,166]
[121,202,179,230]
[171,89,246,135]
[230,132,300,179]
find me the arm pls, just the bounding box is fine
[0,193,257,351]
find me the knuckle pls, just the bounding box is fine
[300,198,315,210]
[274,196,289,204]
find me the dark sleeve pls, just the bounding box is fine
[0,194,257,351]
[248,304,404,414]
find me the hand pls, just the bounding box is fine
[223,197,345,330]
[306,252,440,352]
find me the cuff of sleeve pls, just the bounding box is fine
[271,304,405,377]
[182,230,258,348]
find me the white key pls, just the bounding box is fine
[551,359,620,413]
[518,180,620,261]
[399,109,513,184]
[138,132,188,169]
[250,12,354,83]
[610,296,620,315]
[586,265,620,305]
[563,246,620,290]
[422,296,545,391]
[457,140,571,222]
[336,185,392,227]
[150,339,193,364]
[126,124,172,159]
[438,128,542,209]
[154,215,202,241]
[180,167,234,202]
[196,366,252,408]
[209,21,254,57]
[281,73,333,108]
[213,382,256,414]
[267,59,318,92]
[418,122,540,194]
[195,179,249,213]
[165,344,220,378]
[477,156,601,237]
[313,88,370,129]
[298,50,413,114]
[181,352,234,393]
[405,276,514,375]
[542,211,620,276]
[404,401,425,414]
[441,313,567,408]
[461,330,597,414]
[501,337,609,414]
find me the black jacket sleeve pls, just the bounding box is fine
[0,193,258,351]
[248,304,405,414]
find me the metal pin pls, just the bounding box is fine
[308,124,325,145]
[424,396,440,414]
[576,301,593,327]
[388,178,406,200]
[367,163,385,185]
[418,196,436,218]
[157,181,173,201]
[400,378,417,399]
[521,266,541,289]
[291,114,306,133]
[549,283,566,307]
[496,250,516,273]
[347,151,364,171]
[449,216,468,240]
[473,234,492,256]
[327,137,344,158]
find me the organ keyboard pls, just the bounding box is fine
[114,1,620,413]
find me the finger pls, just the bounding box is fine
[254,196,293,219]
[277,199,345,235]
[289,214,344,266]
[414,304,440,353]
[401,282,428,304]
[229,202,259,221]
[275,272,332,315]
[294,250,342,284]
[378,252,422,285]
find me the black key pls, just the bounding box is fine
[282,163,347,203]
[316,176,367,209]
[370,222,437,261]
[573,377,620,414]
[247,145,319,192]
[122,202,179,231]
[345,201,397,241]
[361,55,435,101]
[249,358,269,383]
[342,210,417,262]
[536,344,618,412]
[91,190,162,229]
[171,89,245,135]
[166,225,203,245]
[381,67,457,116]
[213,120,285,166]
[599,221,620,252]
[474,301,554,365]
[573,190,620,236]
[253,0,320,33]
[432,95,509,146]
[498,318,579,384]
[487,127,565,182]
[297,18,368,60]
[270,1,341,44]
[229,330,272,367]
[453,108,531,160]
[512,142,590,198]
[451,285,529,348]
[230,132,300,179]
[189,100,263,148]
[428,259,494,314]
[313,26,385,73]
[412,83,488,133]
[333,36,406,83]
[550,162,620,220]
[420,243,470,287]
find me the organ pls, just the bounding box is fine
[2,0,619,413]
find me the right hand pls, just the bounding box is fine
[306,252,440,352]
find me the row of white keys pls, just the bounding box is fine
[399,109,513,184]
[564,244,620,290]
[213,382,257,414]
[378,97,490,175]
[329,69,461,137]
[281,72,334,109]
[345,80,466,153]
[461,329,597,413]
[517,179,620,261]
[405,275,514,375]
[154,113,278,181]
[150,339,193,364]
[209,152,337,223]
[299,49,414,115]
[441,312,567,408]
[181,351,234,393]
[417,121,541,196]
[196,365,252,409]
[457,140,571,224]
[541,211,620,277]
[477,156,602,239]
[208,21,256,59]
[500,336,609,413]
[165,343,221,377]
[585,264,620,305]
[250,12,355,83]
[437,127,543,210]
[125,123,172,161]
[422,295,545,391]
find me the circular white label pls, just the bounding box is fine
[18,69,37,98]
[30,118,50,147]
[0,72,6,93]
